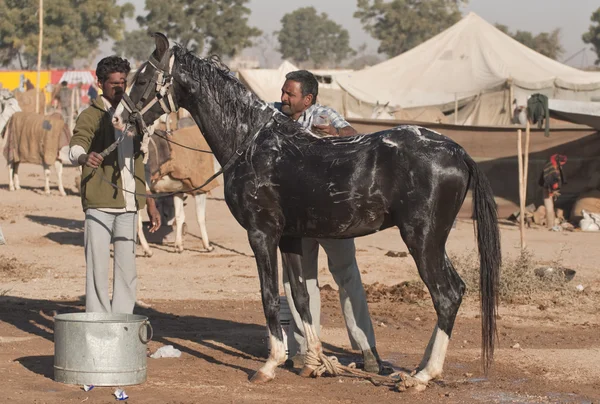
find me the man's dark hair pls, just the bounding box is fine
[285,70,318,105]
[96,56,131,83]
[60,81,68,86]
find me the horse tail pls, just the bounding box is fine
[464,154,501,374]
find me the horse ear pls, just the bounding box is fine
[384,101,390,108]
[152,32,170,60]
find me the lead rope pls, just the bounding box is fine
[303,350,426,391]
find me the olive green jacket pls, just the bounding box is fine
[70,97,147,211]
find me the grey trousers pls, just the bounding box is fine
[84,209,138,314]
[282,238,376,355]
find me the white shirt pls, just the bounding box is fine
[69,96,137,212]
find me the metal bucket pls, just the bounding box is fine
[54,313,153,386]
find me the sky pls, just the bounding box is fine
[107,0,599,69]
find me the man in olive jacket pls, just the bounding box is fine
[69,56,160,314]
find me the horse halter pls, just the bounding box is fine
[119,50,178,138]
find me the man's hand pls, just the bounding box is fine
[146,198,161,233]
[78,152,104,168]
[311,123,338,137]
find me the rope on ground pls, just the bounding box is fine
[303,350,414,387]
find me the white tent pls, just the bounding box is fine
[335,12,600,122]
[238,61,353,103]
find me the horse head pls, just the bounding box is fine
[114,33,181,138]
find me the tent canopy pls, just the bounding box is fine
[335,12,600,109]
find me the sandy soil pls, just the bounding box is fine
[1,158,599,403]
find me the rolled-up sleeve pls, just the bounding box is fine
[69,145,86,165]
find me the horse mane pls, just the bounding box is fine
[171,45,279,138]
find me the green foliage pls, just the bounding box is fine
[582,7,600,65]
[495,24,564,60]
[276,7,355,68]
[355,0,467,57]
[0,0,134,68]
[112,30,155,64]
[136,0,261,58]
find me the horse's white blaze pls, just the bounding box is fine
[414,326,450,382]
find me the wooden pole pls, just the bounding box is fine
[517,129,525,250]
[69,85,76,133]
[35,0,43,114]
[523,119,531,204]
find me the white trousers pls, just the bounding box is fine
[283,237,376,355]
[84,209,138,314]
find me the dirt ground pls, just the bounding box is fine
[1,157,599,403]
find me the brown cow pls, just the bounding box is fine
[2,111,70,195]
[138,124,218,256]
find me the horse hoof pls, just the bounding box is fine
[144,250,153,258]
[298,366,314,378]
[395,373,428,393]
[175,246,184,253]
[249,370,273,384]
[205,246,214,252]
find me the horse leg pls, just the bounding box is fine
[399,219,465,387]
[12,162,21,190]
[54,160,66,196]
[279,237,322,377]
[173,194,185,253]
[137,210,153,257]
[8,162,15,191]
[194,193,213,251]
[247,228,286,383]
[43,163,51,194]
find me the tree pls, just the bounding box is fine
[136,0,261,58]
[495,24,564,60]
[113,30,156,64]
[0,0,134,68]
[355,0,467,57]
[277,7,355,68]
[583,7,600,65]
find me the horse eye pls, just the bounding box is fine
[138,79,147,85]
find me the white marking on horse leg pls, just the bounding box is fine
[54,160,66,196]
[257,330,287,381]
[13,162,20,190]
[8,163,15,191]
[194,193,212,251]
[43,163,51,194]
[414,326,449,382]
[302,320,323,357]
[137,210,153,257]
[174,194,186,253]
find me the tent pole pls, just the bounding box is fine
[35,0,44,114]
[517,129,525,250]
[524,119,530,207]
[454,93,458,124]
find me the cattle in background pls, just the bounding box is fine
[2,111,70,195]
[138,125,218,256]
[0,89,22,143]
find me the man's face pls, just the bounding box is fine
[281,79,312,120]
[99,72,127,106]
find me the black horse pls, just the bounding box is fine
[115,33,500,388]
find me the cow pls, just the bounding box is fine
[0,89,22,143]
[2,111,69,195]
[137,124,218,256]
